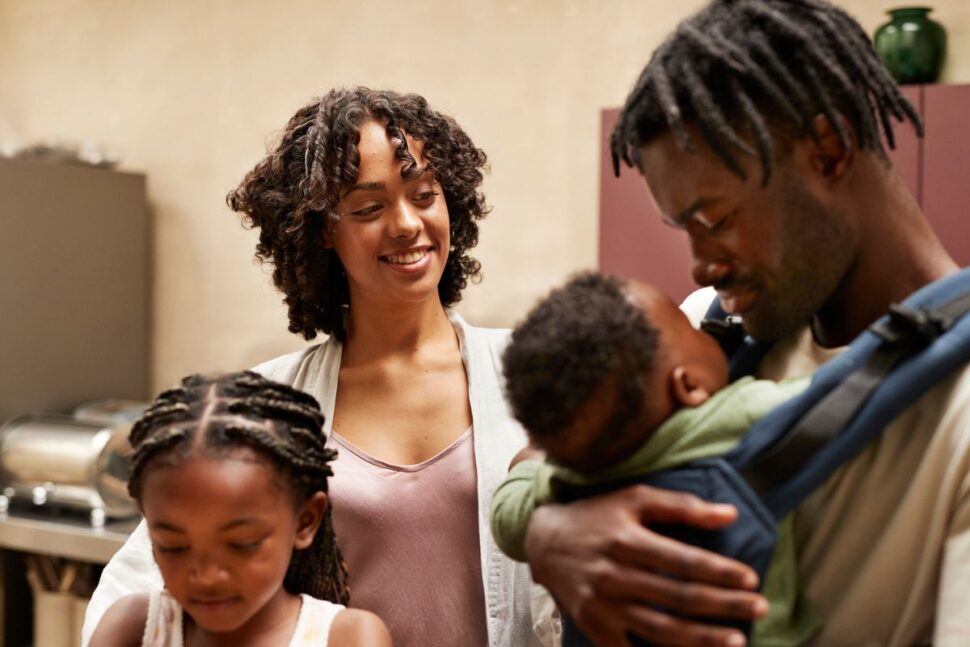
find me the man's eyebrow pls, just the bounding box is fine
[664,198,718,228]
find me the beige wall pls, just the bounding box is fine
[1,0,968,391]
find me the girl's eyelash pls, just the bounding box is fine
[230,540,263,552]
[156,541,262,553]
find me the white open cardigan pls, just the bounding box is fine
[81,311,560,647]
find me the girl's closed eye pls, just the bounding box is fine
[228,537,266,553]
[155,543,189,555]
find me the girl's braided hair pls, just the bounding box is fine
[128,370,349,604]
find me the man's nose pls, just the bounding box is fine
[689,236,731,287]
[692,257,731,287]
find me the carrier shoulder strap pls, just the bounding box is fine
[739,291,970,498]
[701,268,970,520]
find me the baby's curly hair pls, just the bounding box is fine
[503,272,659,452]
[227,87,489,342]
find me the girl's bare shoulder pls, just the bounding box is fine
[87,592,151,647]
[327,607,392,647]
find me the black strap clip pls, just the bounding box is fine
[872,303,952,347]
[701,315,747,355]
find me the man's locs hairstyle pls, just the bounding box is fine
[611,0,924,184]
[128,371,350,605]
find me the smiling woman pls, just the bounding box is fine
[82,88,558,647]
[326,121,453,311]
[227,88,488,344]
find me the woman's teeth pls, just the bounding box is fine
[384,250,428,264]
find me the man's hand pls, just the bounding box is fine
[524,484,768,647]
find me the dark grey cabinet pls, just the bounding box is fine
[0,159,150,422]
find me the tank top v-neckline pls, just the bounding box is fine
[329,426,473,472]
[325,422,487,645]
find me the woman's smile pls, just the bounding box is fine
[380,245,436,273]
[329,120,451,304]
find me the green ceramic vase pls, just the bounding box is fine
[874,7,947,84]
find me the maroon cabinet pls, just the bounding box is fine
[888,85,921,202]
[922,84,970,266]
[598,83,970,301]
[598,110,695,303]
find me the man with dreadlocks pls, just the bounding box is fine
[522,1,970,646]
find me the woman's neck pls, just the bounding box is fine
[341,293,458,367]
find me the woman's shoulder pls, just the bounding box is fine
[326,608,392,647]
[468,324,513,349]
[87,592,150,647]
[448,309,512,351]
[251,340,333,385]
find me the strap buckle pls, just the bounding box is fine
[701,315,746,354]
[872,303,952,346]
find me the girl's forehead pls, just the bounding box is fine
[140,451,294,522]
[149,448,271,481]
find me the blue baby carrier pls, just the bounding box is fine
[562,267,970,646]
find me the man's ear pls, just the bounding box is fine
[294,491,328,550]
[807,113,856,182]
[670,365,712,408]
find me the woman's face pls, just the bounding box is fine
[328,119,451,310]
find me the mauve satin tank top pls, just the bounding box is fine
[327,428,488,647]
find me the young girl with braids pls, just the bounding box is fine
[84,87,558,647]
[88,371,391,647]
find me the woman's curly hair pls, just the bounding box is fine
[227,87,489,342]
